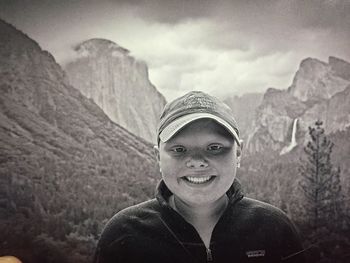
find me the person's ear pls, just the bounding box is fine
[153,145,160,162]
[153,145,162,173]
[236,140,243,168]
[236,140,243,158]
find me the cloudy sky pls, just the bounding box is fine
[1,0,349,100]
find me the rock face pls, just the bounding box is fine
[64,39,166,143]
[301,85,350,134]
[0,19,159,262]
[247,57,350,154]
[224,92,263,141]
[288,57,350,102]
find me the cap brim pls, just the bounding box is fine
[159,113,240,146]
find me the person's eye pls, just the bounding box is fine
[170,146,187,153]
[207,144,223,153]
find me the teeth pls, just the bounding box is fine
[185,176,212,184]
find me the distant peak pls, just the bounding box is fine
[295,57,329,78]
[74,38,130,56]
[0,18,42,51]
[329,56,350,65]
[299,57,326,68]
[328,56,350,81]
[265,87,282,94]
[262,87,286,101]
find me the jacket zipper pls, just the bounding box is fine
[206,248,213,262]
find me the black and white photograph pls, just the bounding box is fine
[0,0,349,262]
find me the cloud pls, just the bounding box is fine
[120,17,300,100]
[55,6,348,101]
[1,0,349,101]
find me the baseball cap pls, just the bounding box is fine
[157,91,240,145]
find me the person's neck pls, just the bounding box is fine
[170,195,228,226]
[170,195,228,248]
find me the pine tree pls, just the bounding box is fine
[299,120,348,262]
[299,120,343,238]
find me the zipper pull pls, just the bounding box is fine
[206,248,213,262]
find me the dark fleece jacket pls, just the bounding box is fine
[94,179,305,263]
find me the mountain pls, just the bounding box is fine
[301,84,350,134]
[224,92,263,141]
[0,19,160,263]
[288,57,350,103]
[247,57,350,154]
[233,58,350,263]
[64,39,166,143]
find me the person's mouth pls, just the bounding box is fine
[183,176,216,184]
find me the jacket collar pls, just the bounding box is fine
[155,179,244,208]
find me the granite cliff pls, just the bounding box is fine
[64,39,166,143]
[223,92,263,141]
[288,57,350,102]
[246,57,350,154]
[0,19,159,263]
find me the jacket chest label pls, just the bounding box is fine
[246,250,266,258]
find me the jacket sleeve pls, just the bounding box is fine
[279,216,306,263]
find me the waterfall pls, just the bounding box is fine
[290,118,298,147]
[280,118,298,155]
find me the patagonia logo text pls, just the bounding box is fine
[246,250,266,258]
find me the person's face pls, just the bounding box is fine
[156,119,242,207]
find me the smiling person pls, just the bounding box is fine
[94,91,305,263]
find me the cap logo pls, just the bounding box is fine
[183,94,216,110]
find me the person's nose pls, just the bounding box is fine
[186,154,208,169]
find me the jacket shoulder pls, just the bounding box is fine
[233,197,302,241]
[238,197,293,223]
[233,197,305,261]
[97,199,160,247]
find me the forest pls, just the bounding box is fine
[1,121,349,263]
[239,122,350,263]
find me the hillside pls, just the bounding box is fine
[0,19,160,263]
